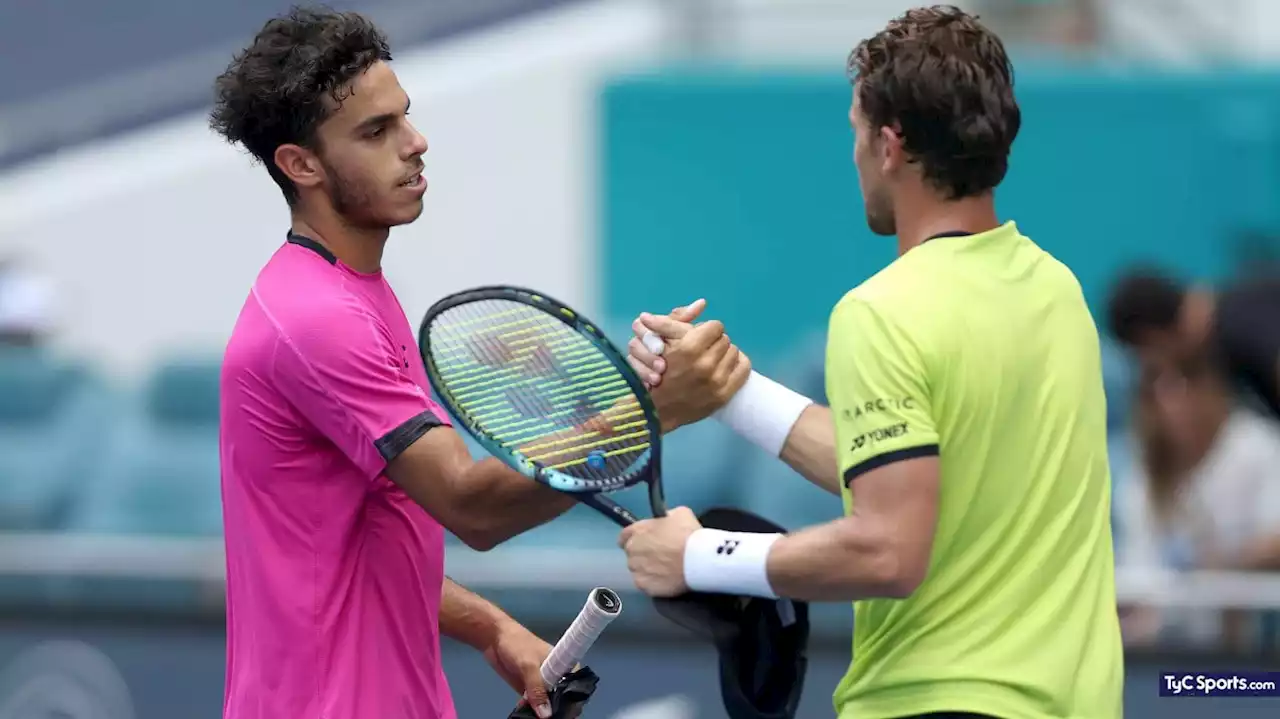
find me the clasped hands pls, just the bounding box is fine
[617,299,753,597]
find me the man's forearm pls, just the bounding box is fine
[702,369,840,495]
[1233,533,1280,571]
[765,514,920,601]
[457,459,578,548]
[778,404,840,495]
[439,576,515,650]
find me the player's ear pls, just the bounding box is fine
[274,143,325,191]
[879,125,904,174]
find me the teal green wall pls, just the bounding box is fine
[598,65,1280,370]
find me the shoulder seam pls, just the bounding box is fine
[253,280,382,451]
[836,294,930,356]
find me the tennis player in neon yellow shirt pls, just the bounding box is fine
[617,6,1124,718]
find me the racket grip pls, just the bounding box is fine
[640,331,665,357]
[539,587,623,687]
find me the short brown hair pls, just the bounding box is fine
[848,5,1019,200]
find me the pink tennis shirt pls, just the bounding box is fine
[219,232,457,719]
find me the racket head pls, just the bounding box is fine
[420,286,663,496]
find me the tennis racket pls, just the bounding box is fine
[540,587,622,686]
[507,587,619,718]
[420,286,666,527]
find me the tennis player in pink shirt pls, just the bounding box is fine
[210,8,582,718]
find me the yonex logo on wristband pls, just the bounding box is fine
[685,529,782,599]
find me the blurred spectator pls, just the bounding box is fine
[1115,355,1280,651]
[0,258,57,348]
[1107,267,1280,421]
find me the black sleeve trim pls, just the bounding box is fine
[843,444,940,486]
[375,410,446,463]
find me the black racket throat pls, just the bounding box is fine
[572,467,666,528]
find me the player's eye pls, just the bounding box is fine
[365,125,386,140]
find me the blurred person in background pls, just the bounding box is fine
[1114,353,1280,651]
[210,7,592,719]
[1107,267,1280,421]
[0,256,57,348]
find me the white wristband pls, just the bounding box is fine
[713,371,814,457]
[683,528,781,599]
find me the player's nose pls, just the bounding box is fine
[405,126,428,157]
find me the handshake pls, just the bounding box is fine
[622,298,753,433]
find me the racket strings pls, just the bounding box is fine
[427,299,651,486]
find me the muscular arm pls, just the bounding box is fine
[668,299,945,603]
[767,298,940,599]
[388,431,576,551]
[766,456,938,600]
[779,405,841,495]
[439,576,517,649]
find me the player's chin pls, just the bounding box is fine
[381,198,427,227]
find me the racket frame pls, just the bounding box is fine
[419,285,666,527]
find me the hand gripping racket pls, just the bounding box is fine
[508,587,620,718]
[420,286,666,527]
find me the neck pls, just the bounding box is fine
[291,202,389,273]
[893,192,1001,256]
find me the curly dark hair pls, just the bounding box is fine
[847,5,1020,200]
[210,5,392,205]
[1105,268,1187,346]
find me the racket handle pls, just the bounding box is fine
[640,331,665,357]
[539,587,623,687]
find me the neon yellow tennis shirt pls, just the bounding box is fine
[826,221,1123,719]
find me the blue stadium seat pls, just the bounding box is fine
[55,355,223,612]
[67,355,222,537]
[0,348,114,608]
[0,348,110,530]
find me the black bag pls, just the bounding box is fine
[652,508,811,719]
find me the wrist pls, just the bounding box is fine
[713,371,813,457]
[683,528,781,598]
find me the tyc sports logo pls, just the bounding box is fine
[1160,672,1280,697]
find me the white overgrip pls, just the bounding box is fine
[539,586,623,687]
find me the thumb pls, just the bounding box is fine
[670,298,706,323]
[524,674,552,719]
[638,312,691,340]
[618,522,637,549]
